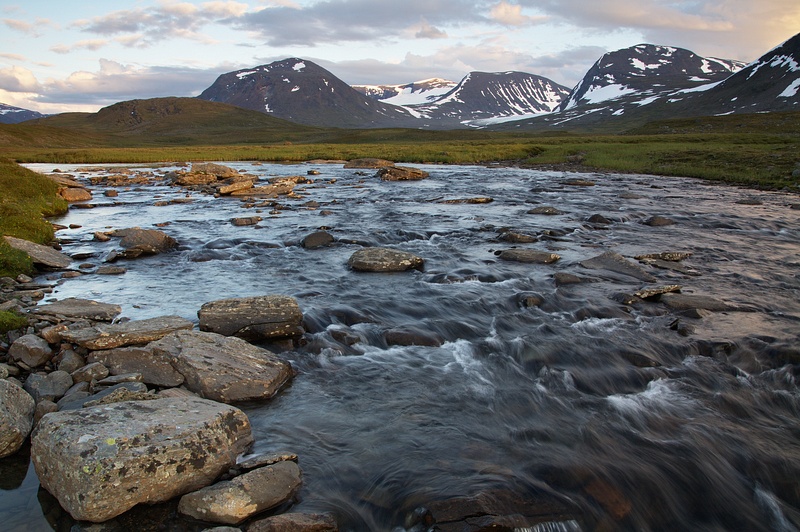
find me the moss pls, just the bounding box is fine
[0,310,27,334]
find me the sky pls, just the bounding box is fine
[1,0,799,114]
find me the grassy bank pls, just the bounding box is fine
[0,159,68,277]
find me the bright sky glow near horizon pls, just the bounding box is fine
[1,0,799,114]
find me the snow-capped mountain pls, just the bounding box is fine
[353,78,457,106]
[407,71,570,126]
[0,102,44,124]
[557,44,745,112]
[197,58,419,128]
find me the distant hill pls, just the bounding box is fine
[0,103,45,124]
[353,78,457,106]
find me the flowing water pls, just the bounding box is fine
[3,162,800,531]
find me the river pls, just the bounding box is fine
[2,162,799,531]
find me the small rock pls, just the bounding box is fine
[554,272,585,286]
[59,188,92,202]
[660,293,737,312]
[580,251,656,282]
[58,349,86,373]
[88,346,184,387]
[384,327,443,347]
[23,371,73,402]
[527,206,563,215]
[71,362,110,383]
[347,248,424,272]
[9,334,53,368]
[634,252,692,262]
[376,166,429,181]
[96,265,127,275]
[231,217,262,227]
[247,512,339,532]
[498,249,560,264]
[634,285,681,300]
[33,399,58,424]
[198,295,304,341]
[302,231,334,249]
[82,387,155,407]
[642,216,675,227]
[587,214,612,225]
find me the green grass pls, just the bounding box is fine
[0,158,68,277]
[0,310,27,334]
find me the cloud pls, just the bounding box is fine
[50,39,109,54]
[3,18,38,35]
[415,21,448,39]
[490,2,547,26]
[0,52,26,62]
[0,65,42,93]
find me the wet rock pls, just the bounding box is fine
[34,399,58,424]
[587,214,613,225]
[57,382,148,411]
[151,330,293,403]
[247,512,339,531]
[88,346,185,387]
[31,396,254,523]
[9,334,53,367]
[634,285,682,300]
[59,188,92,202]
[0,379,35,458]
[527,206,563,215]
[198,295,304,341]
[22,371,73,402]
[60,315,194,350]
[518,292,545,308]
[441,197,493,204]
[376,166,429,181]
[116,228,178,256]
[498,249,560,264]
[93,231,111,242]
[218,179,254,195]
[348,247,424,272]
[634,252,692,262]
[642,215,676,227]
[660,293,737,311]
[580,251,656,282]
[178,461,302,525]
[554,272,585,286]
[34,298,122,322]
[343,158,393,168]
[190,162,240,178]
[384,327,443,347]
[3,236,71,269]
[231,216,262,227]
[302,231,335,249]
[96,265,127,275]
[499,231,537,243]
[57,349,85,373]
[564,178,595,186]
[70,362,109,383]
[82,387,155,407]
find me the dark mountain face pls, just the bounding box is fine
[409,71,570,126]
[197,58,419,128]
[558,44,745,112]
[0,103,44,124]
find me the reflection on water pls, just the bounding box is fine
[3,162,799,530]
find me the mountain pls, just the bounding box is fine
[353,78,457,106]
[197,58,420,129]
[0,103,45,124]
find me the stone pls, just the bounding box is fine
[57,382,148,411]
[59,188,93,202]
[198,295,304,341]
[376,166,429,181]
[580,251,656,282]
[302,231,334,249]
[634,252,692,262]
[441,197,493,204]
[643,215,676,227]
[554,272,585,286]
[94,231,111,242]
[347,247,424,272]
[22,371,73,402]
[343,158,393,168]
[498,249,560,264]
[499,231,537,243]
[9,334,53,367]
[70,362,110,383]
[0,379,35,458]
[34,399,58,424]
[60,315,194,350]
[40,324,68,344]
[96,265,127,275]
[634,285,682,300]
[116,228,178,255]
[587,214,613,225]
[95,373,144,386]
[384,327,443,347]
[31,397,254,523]
[247,513,339,532]
[660,293,737,312]
[175,173,218,186]
[218,180,254,195]
[190,162,240,178]
[34,298,122,321]
[82,387,155,407]
[3,236,71,269]
[178,461,302,525]
[88,346,185,387]
[231,216,262,227]
[58,349,86,373]
[527,206,563,215]
[151,330,293,403]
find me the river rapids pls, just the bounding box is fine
[2,162,799,531]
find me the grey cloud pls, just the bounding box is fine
[416,22,448,39]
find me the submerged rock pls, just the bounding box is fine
[498,249,560,264]
[60,315,194,350]
[302,230,335,249]
[580,251,656,282]
[347,247,424,272]
[31,396,253,523]
[660,293,738,311]
[151,330,293,403]
[178,460,302,525]
[247,512,339,531]
[0,379,35,458]
[115,228,178,256]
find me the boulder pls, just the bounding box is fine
[384,327,443,347]
[3,236,71,269]
[634,285,682,300]
[178,461,302,525]
[498,249,560,264]
[116,228,178,256]
[247,512,339,532]
[347,247,424,272]
[190,162,240,178]
[59,188,93,202]
[9,334,53,367]
[218,179,255,195]
[57,382,148,411]
[60,315,194,350]
[22,371,73,402]
[34,298,122,322]
[376,166,429,181]
[580,251,656,282]
[660,293,737,312]
[70,362,109,383]
[231,216,262,226]
[198,295,304,341]
[0,379,35,458]
[643,215,675,227]
[527,206,563,215]
[174,172,218,186]
[151,330,293,403]
[31,396,253,523]
[88,346,185,387]
[301,231,334,249]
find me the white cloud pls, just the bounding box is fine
[490,2,547,27]
[0,65,41,93]
[415,21,448,39]
[3,18,38,35]
[50,39,109,55]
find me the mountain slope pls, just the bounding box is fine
[197,58,419,129]
[0,103,45,124]
[353,78,457,106]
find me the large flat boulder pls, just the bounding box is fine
[347,247,424,272]
[0,380,35,458]
[3,236,71,269]
[198,295,304,341]
[60,315,194,350]
[88,346,185,387]
[34,298,122,322]
[31,396,253,523]
[151,330,293,403]
[178,460,302,525]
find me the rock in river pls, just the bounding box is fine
[498,249,560,264]
[0,379,35,458]
[376,166,429,181]
[151,330,293,403]
[60,315,194,350]
[31,396,254,523]
[2,236,71,269]
[34,297,122,322]
[198,295,304,341]
[347,247,424,272]
[580,251,656,282]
